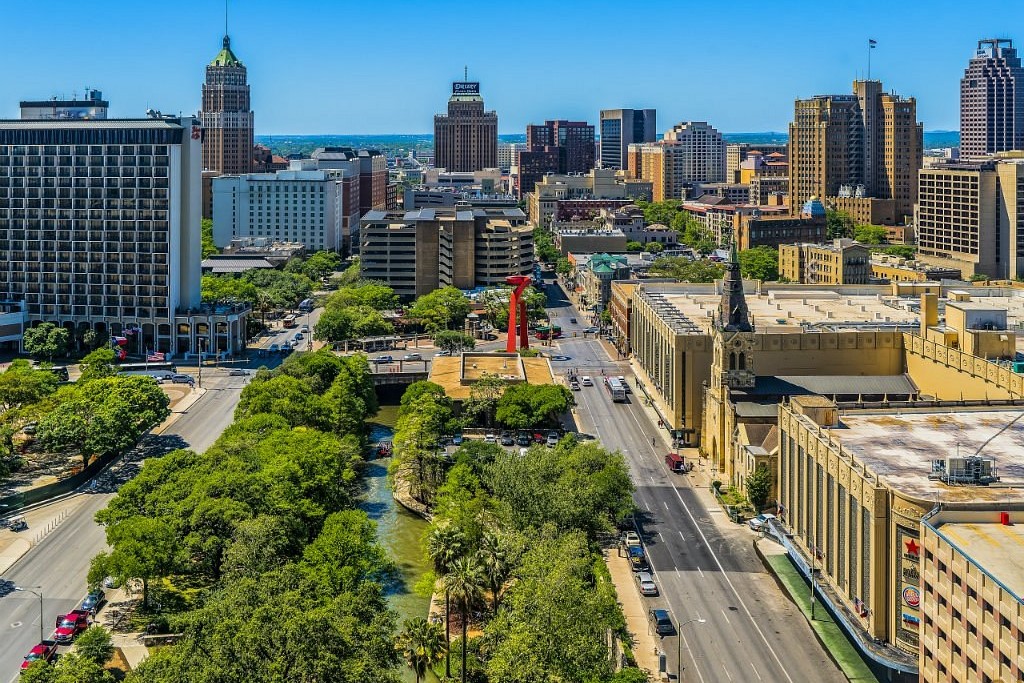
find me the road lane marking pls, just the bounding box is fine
[663,501,669,510]
[721,608,731,624]
[750,662,764,680]
[658,531,665,542]
[723,665,734,681]
[668,484,796,683]
[679,530,686,541]
[698,566,705,578]
[645,501,651,512]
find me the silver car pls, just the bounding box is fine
[636,571,658,596]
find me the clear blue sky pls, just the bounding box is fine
[2,0,1021,134]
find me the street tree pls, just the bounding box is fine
[78,347,118,382]
[426,522,466,679]
[737,246,780,281]
[0,360,57,412]
[74,626,115,666]
[444,556,486,683]
[398,617,446,683]
[463,373,508,427]
[746,463,772,511]
[23,323,69,361]
[409,286,471,332]
[433,331,476,355]
[495,384,574,429]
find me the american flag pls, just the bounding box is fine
[147,351,165,362]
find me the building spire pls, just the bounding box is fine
[464,65,468,81]
[225,0,229,39]
[718,236,752,332]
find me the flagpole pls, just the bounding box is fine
[868,41,871,80]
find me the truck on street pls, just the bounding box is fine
[20,640,58,672]
[53,609,90,643]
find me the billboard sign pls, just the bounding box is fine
[452,82,480,95]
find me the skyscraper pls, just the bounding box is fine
[789,80,921,219]
[627,122,726,202]
[200,35,253,174]
[599,109,656,170]
[433,80,498,172]
[515,120,595,196]
[960,39,1024,159]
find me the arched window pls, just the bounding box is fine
[729,352,737,370]
[738,352,746,370]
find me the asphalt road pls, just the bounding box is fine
[0,369,248,680]
[544,282,844,683]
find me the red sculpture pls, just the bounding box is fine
[505,275,532,352]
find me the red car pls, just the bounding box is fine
[53,609,90,643]
[533,432,545,444]
[21,640,57,671]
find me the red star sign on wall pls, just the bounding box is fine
[905,539,920,556]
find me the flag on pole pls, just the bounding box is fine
[147,350,165,362]
[868,39,877,48]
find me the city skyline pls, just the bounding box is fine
[1,0,1022,134]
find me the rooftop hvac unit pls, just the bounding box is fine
[928,456,999,485]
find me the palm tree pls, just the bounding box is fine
[426,523,465,679]
[443,556,486,683]
[397,617,446,683]
[477,530,512,614]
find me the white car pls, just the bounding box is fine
[581,376,593,387]
[484,433,497,443]
[748,513,777,532]
[636,571,659,596]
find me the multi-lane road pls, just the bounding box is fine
[543,282,845,683]
[0,368,250,680]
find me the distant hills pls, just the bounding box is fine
[256,131,961,158]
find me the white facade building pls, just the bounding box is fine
[213,161,343,252]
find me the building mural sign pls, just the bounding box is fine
[895,526,921,650]
[452,82,480,95]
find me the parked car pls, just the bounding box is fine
[403,353,423,361]
[436,349,453,356]
[748,513,777,532]
[228,369,249,377]
[636,571,659,596]
[484,433,497,443]
[516,432,532,447]
[569,381,581,391]
[500,431,515,446]
[21,641,58,672]
[372,355,394,364]
[569,317,577,324]
[452,433,464,446]
[580,376,593,387]
[533,432,545,444]
[546,431,560,447]
[584,326,599,334]
[268,343,280,353]
[170,374,195,385]
[649,608,674,636]
[628,545,648,571]
[665,452,692,473]
[81,589,105,612]
[624,531,641,548]
[53,609,90,643]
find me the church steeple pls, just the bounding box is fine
[718,240,752,332]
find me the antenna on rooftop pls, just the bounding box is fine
[464,65,468,81]
[225,0,229,36]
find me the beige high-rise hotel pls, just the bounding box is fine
[433,81,498,172]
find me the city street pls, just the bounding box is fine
[0,369,249,680]
[543,282,845,683]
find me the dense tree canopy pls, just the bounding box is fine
[0,360,57,413]
[495,384,574,429]
[738,246,780,281]
[408,287,471,332]
[23,323,69,361]
[649,256,725,282]
[533,227,559,263]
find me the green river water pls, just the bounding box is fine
[361,405,440,683]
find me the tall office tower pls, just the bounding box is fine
[789,80,922,219]
[961,39,1024,159]
[200,35,254,174]
[627,121,725,201]
[0,116,250,357]
[515,120,596,196]
[433,80,498,172]
[599,109,656,169]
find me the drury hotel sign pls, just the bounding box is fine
[452,82,480,95]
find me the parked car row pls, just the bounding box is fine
[20,587,107,671]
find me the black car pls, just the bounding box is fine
[500,431,515,446]
[81,589,105,613]
[569,317,577,324]
[649,608,674,636]
[516,432,532,447]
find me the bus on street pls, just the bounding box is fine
[606,376,626,402]
[283,314,298,329]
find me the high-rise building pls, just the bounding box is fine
[789,80,922,220]
[514,120,596,197]
[0,116,246,357]
[960,39,1024,159]
[497,142,526,172]
[627,122,726,202]
[433,80,498,172]
[726,143,787,183]
[914,158,1024,279]
[200,35,254,175]
[599,109,657,170]
[19,89,108,120]
[359,207,533,298]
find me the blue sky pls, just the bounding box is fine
[1,0,1021,134]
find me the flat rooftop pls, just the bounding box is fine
[832,408,1024,503]
[428,353,555,400]
[932,520,1024,599]
[640,284,920,334]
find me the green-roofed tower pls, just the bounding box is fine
[199,33,253,174]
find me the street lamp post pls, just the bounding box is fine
[15,586,44,643]
[674,616,706,680]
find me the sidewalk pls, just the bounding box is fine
[756,538,879,683]
[604,548,662,682]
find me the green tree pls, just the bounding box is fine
[463,374,508,428]
[477,530,513,614]
[51,652,116,683]
[737,246,780,281]
[644,241,664,253]
[397,617,446,683]
[314,305,394,343]
[648,257,725,283]
[879,244,916,260]
[853,223,888,244]
[533,227,559,263]
[327,282,399,311]
[826,209,855,239]
[746,463,772,512]
[625,241,642,252]
[23,323,70,361]
[444,556,486,683]
[555,258,571,275]
[434,330,476,354]
[427,523,466,679]
[409,287,471,332]
[81,329,99,351]
[0,360,57,412]
[90,516,179,607]
[201,218,219,259]
[78,347,118,382]
[636,199,681,226]
[495,384,574,429]
[74,626,115,666]
[300,251,342,281]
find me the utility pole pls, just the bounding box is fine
[197,337,204,389]
[15,586,44,643]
